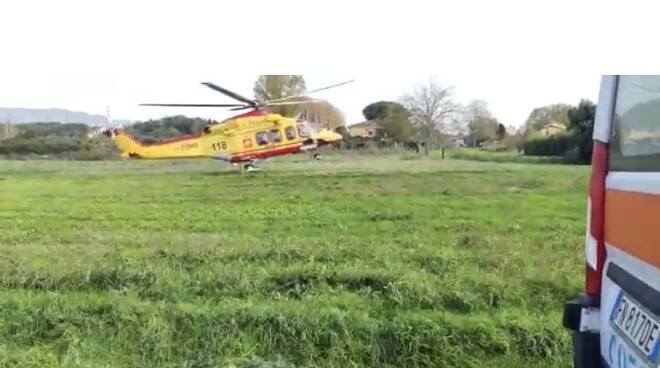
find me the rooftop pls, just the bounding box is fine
[348,120,380,129]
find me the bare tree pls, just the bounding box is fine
[297,99,346,130]
[464,99,492,121]
[464,99,499,147]
[253,75,306,117]
[401,78,461,154]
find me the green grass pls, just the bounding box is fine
[0,153,589,367]
[448,149,568,164]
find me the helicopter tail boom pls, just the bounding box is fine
[105,129,204,159]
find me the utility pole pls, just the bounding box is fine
[105,105,113,128]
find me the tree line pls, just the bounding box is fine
[350,79,517,155]
[0,122,116,159]
[350,78,595,163]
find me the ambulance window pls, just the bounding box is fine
[297,124,310,138]
[610,75,660,171]
[285,126,296,140]
[255,131,269,146]
[269,129,282,143]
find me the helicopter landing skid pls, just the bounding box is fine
[242,160,262,173]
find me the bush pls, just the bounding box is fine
[449,149,566,164]
[522,133,574,157]
[129,115,209,141]
[481,145,509,153]
[0,136,119,160]
[0,137,82,155]
[561,148,581,164]
[16,122,90,138]
[503,135,524,152]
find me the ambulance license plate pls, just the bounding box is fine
[610,292,660,364]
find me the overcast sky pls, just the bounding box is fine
[0,0,656,127]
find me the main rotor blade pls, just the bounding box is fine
[265,100,322,106]
[201,82,256,106]
[140,103,247,108]
[266,79,356,104]
[306,79,356,95]
[227,99,322,111]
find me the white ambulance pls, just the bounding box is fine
[564,75,660,368]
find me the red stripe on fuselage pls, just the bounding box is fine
[230,143,302,163]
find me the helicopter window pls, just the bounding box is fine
[255,131,269,146]
[269,129,282,143]
[297,124,311,138]
[285,126,296,140]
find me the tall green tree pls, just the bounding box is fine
[496,123,507,140]
[524,103,572,133]
[567,99,596,163]
[382,107,415,144]
[362,101,392,121]
[253,75,306,117]
[362,101,414,143]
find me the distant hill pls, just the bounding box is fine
[0,108,109,125]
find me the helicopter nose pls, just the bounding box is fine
[311,130,343,148]
[323,130,344,142]
[329,131,343,142]
[315,129,343,142]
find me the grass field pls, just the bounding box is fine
[448,149,568,165]
[0,153,590,367]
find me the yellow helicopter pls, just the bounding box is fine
[105,81,349,171]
